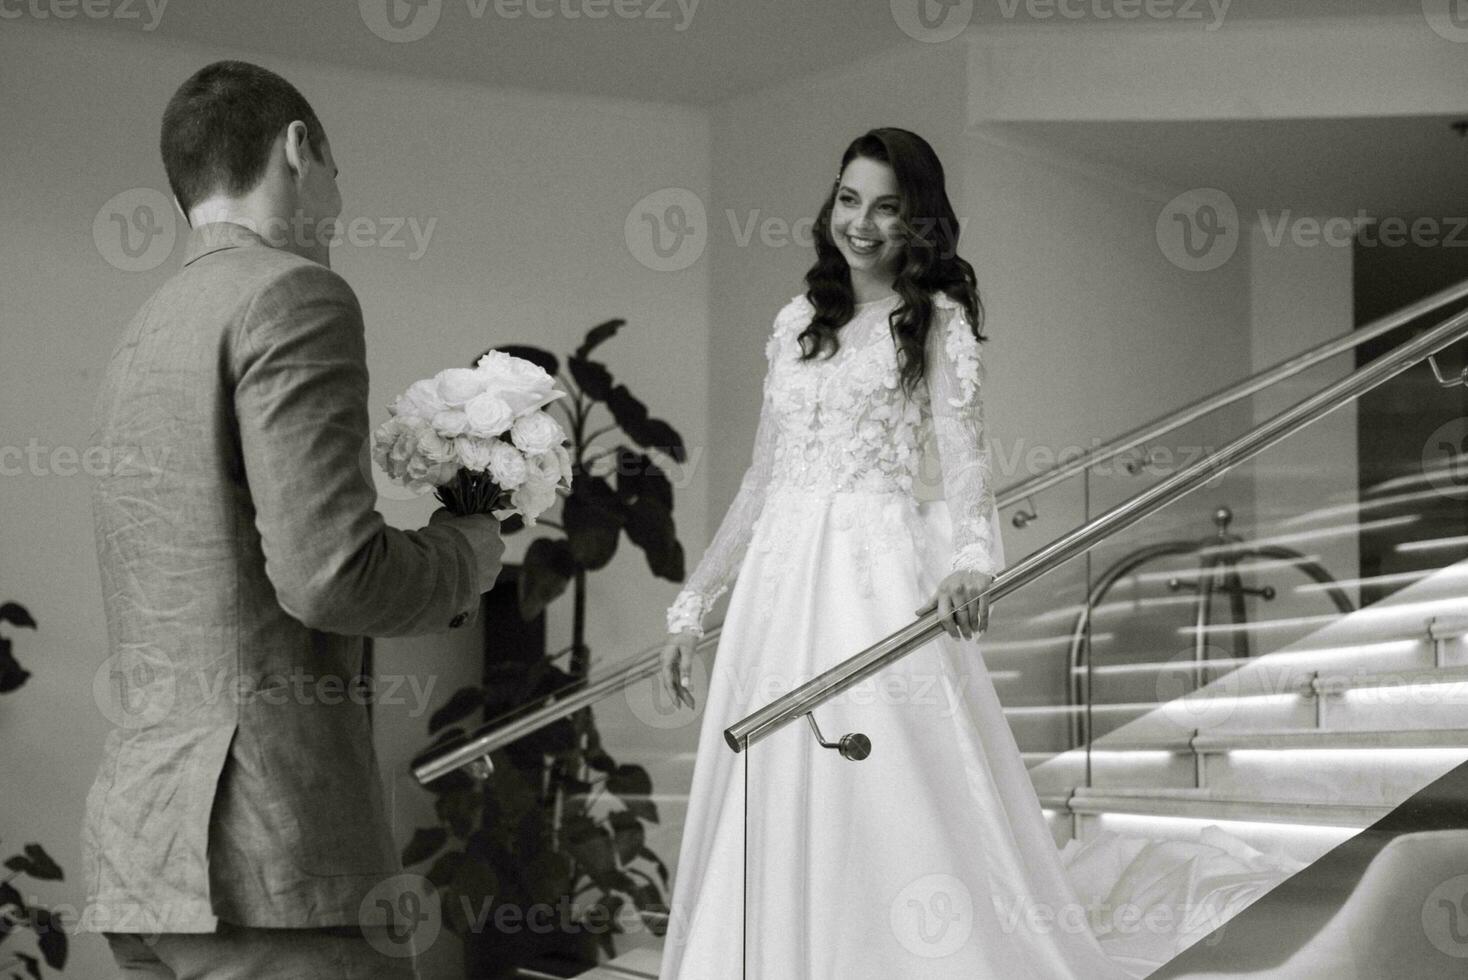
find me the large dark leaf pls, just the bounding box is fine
[623,496,685,581]
[520,716,578,756]
[607,766,658,824]
[562,814,616,877]
[615,451,673,509]
[606,764,652,799]
[574,319,625,360]
[567,356,615,402]
[604,386,686,462]
[518,537,577,621]
[584,748,616,773]
[608,810,645,865]
[0,637,30,694]
[637,846,670,888]
[436,787,483,840]
[0,603,36,629]
[562,486,625,570]
[4,844,62,881]
[428,686,486,734]
[603,384,648,430]
[583,892,625,953]
[33,907,66,968]
[478,344,559,378]
[401,827,448,867]
[0,881,25,943]
[426,849,464,890]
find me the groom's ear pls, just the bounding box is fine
[282,121,310,179]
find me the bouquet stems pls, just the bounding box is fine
[435,468,507,517]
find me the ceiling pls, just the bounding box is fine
[62,0,1430,106]
[995,116,1468,218]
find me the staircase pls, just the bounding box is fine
[1019,557,1468,864]
[420,289,1468,979]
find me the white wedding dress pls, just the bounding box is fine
[658,292,1295,979]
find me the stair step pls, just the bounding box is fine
[1043,787,1390,826]
[570,944,662,979]
[1093,726,1468,752]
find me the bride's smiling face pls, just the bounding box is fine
[830,157,905,282]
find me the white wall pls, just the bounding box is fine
[0,20,708,979]
[1248,216,1360,610]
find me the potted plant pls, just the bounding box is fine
[0,602,68,979]
[405,319,687,978]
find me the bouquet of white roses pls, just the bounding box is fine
[372,350,574,525]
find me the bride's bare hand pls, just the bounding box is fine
[915,570,993,641]
[659,630,699,710]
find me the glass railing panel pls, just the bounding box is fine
[1065,352,1468,869]
[389,633,713,977]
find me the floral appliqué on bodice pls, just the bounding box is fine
[667,292,1003,636]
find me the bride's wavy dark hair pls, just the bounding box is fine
[801,127,985,397]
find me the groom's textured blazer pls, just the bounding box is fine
[82,221,501,934]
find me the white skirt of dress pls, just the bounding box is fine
[657,487,1140,980]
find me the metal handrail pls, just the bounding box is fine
[411,280,1468,784]
[412,627,723,785]
[992,275,1468,512]
[723,305,1468,753]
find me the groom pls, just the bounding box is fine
[83,61,503,978]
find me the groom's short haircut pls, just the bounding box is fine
[161,60,327,216]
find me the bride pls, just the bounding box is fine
[653,127,1142,979]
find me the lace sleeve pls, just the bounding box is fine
[927,297,1005,578]
[665,303,795,636]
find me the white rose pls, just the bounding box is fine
[475,350,564,414]
[391,379,446,421]
[406,454,456,488]
[526,450,562,486]
[417,428,459,464]
[456,436,496,473]
[487,441,529,490]
[384,417,430,472]
[432,408,470,437]
[510,411,565,455]
[510,472,560,524]
[435,367,490,407]
[465,392,515,438]
[554,444,575,485]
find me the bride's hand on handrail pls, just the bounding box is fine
[659,629,699,710]
[915,570,993,641]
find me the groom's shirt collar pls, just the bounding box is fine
[183,221,272,267]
